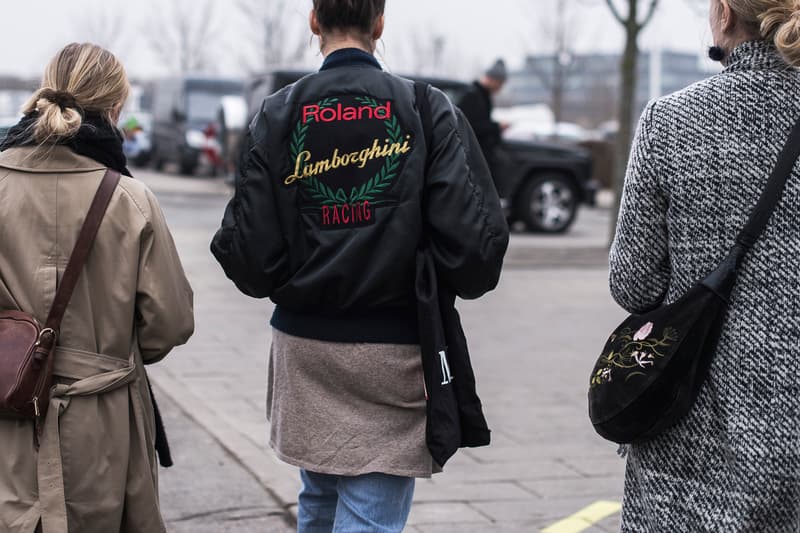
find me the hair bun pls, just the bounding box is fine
[28,88,83,142]
[38,88,80,111]
[760,2,800,67]
[19,43,128,146]
[775,5,800,67]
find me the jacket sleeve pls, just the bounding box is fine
[424,91,510,300]
[609,100,671,313]
[136,188,195,363]
[210,108,289,298]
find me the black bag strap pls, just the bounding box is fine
[735,117,800,255]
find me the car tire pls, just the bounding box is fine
[517,173,578,233]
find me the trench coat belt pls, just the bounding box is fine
[37,346,138,533]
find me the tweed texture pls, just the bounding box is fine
[610,40,800,532]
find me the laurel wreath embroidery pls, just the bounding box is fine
[289,96,405,206]
[590,322,679,388]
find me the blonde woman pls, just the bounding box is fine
[611,0,800,530]
[0,43,194,533]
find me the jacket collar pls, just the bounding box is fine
[320,48,382,72]
[0,146,106,174]
[723,39,791,74]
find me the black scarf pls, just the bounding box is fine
[0,112,132,176]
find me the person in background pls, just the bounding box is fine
[211,0,508,531]
[610,0,800,530]
[0,43,194,533]
[457,58,508,165]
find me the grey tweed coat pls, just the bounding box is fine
[610,40,800,532]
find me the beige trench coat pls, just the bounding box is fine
[0,147,194,533]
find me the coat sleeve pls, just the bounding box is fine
[210,108,289,298]
[136,188,195,363]
[424,91,510,300]
[609,100,671,313]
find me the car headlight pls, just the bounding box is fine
[185,130,206,149]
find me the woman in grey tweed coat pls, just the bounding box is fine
[610,1,800,530]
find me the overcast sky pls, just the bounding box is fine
[0,0,712,80]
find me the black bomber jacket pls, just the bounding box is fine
[211,49,509,344]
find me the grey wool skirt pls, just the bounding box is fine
[267,328,435,478]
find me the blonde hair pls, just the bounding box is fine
[21,43,129,144]
[725,0,800,66]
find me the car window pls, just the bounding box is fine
[186,91,230,124]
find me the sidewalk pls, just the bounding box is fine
[138,169,627,531]
[156,386,292,532]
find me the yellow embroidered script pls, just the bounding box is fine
[285,135,412,186]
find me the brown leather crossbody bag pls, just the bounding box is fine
[0,169,119,425]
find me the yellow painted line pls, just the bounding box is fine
[541,501,622,533]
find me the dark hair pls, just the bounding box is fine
[312,0,385,35]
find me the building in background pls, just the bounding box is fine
[506,49,718,129]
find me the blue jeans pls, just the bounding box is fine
[297,469,415,533]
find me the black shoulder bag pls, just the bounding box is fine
[414,81,491,467]
[588,116,800,444]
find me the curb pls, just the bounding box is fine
[149,369,300,525]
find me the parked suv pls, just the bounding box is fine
[239,71,596,233]
[150,76,244,176]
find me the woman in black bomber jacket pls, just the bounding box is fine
[211,1,508,530]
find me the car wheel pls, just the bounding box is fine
[517,173,578,233]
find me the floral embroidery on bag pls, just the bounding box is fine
[590,321,679,388]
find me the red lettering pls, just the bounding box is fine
[302,105,320,124]
[358,106,373,120]
[303,101,391,124]
[374,101,391,119]
[320,201,375,226]
[320,107,337,122]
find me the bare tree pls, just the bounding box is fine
[235,0,310,72]
[524,0,580,124]
[76,3,130,55]
[606,0,659,243]
[404,31,450,76]
[146,0,221,75]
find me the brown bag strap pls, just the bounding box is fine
[43,169,120,336]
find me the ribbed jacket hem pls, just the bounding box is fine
[270,305,419,344]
